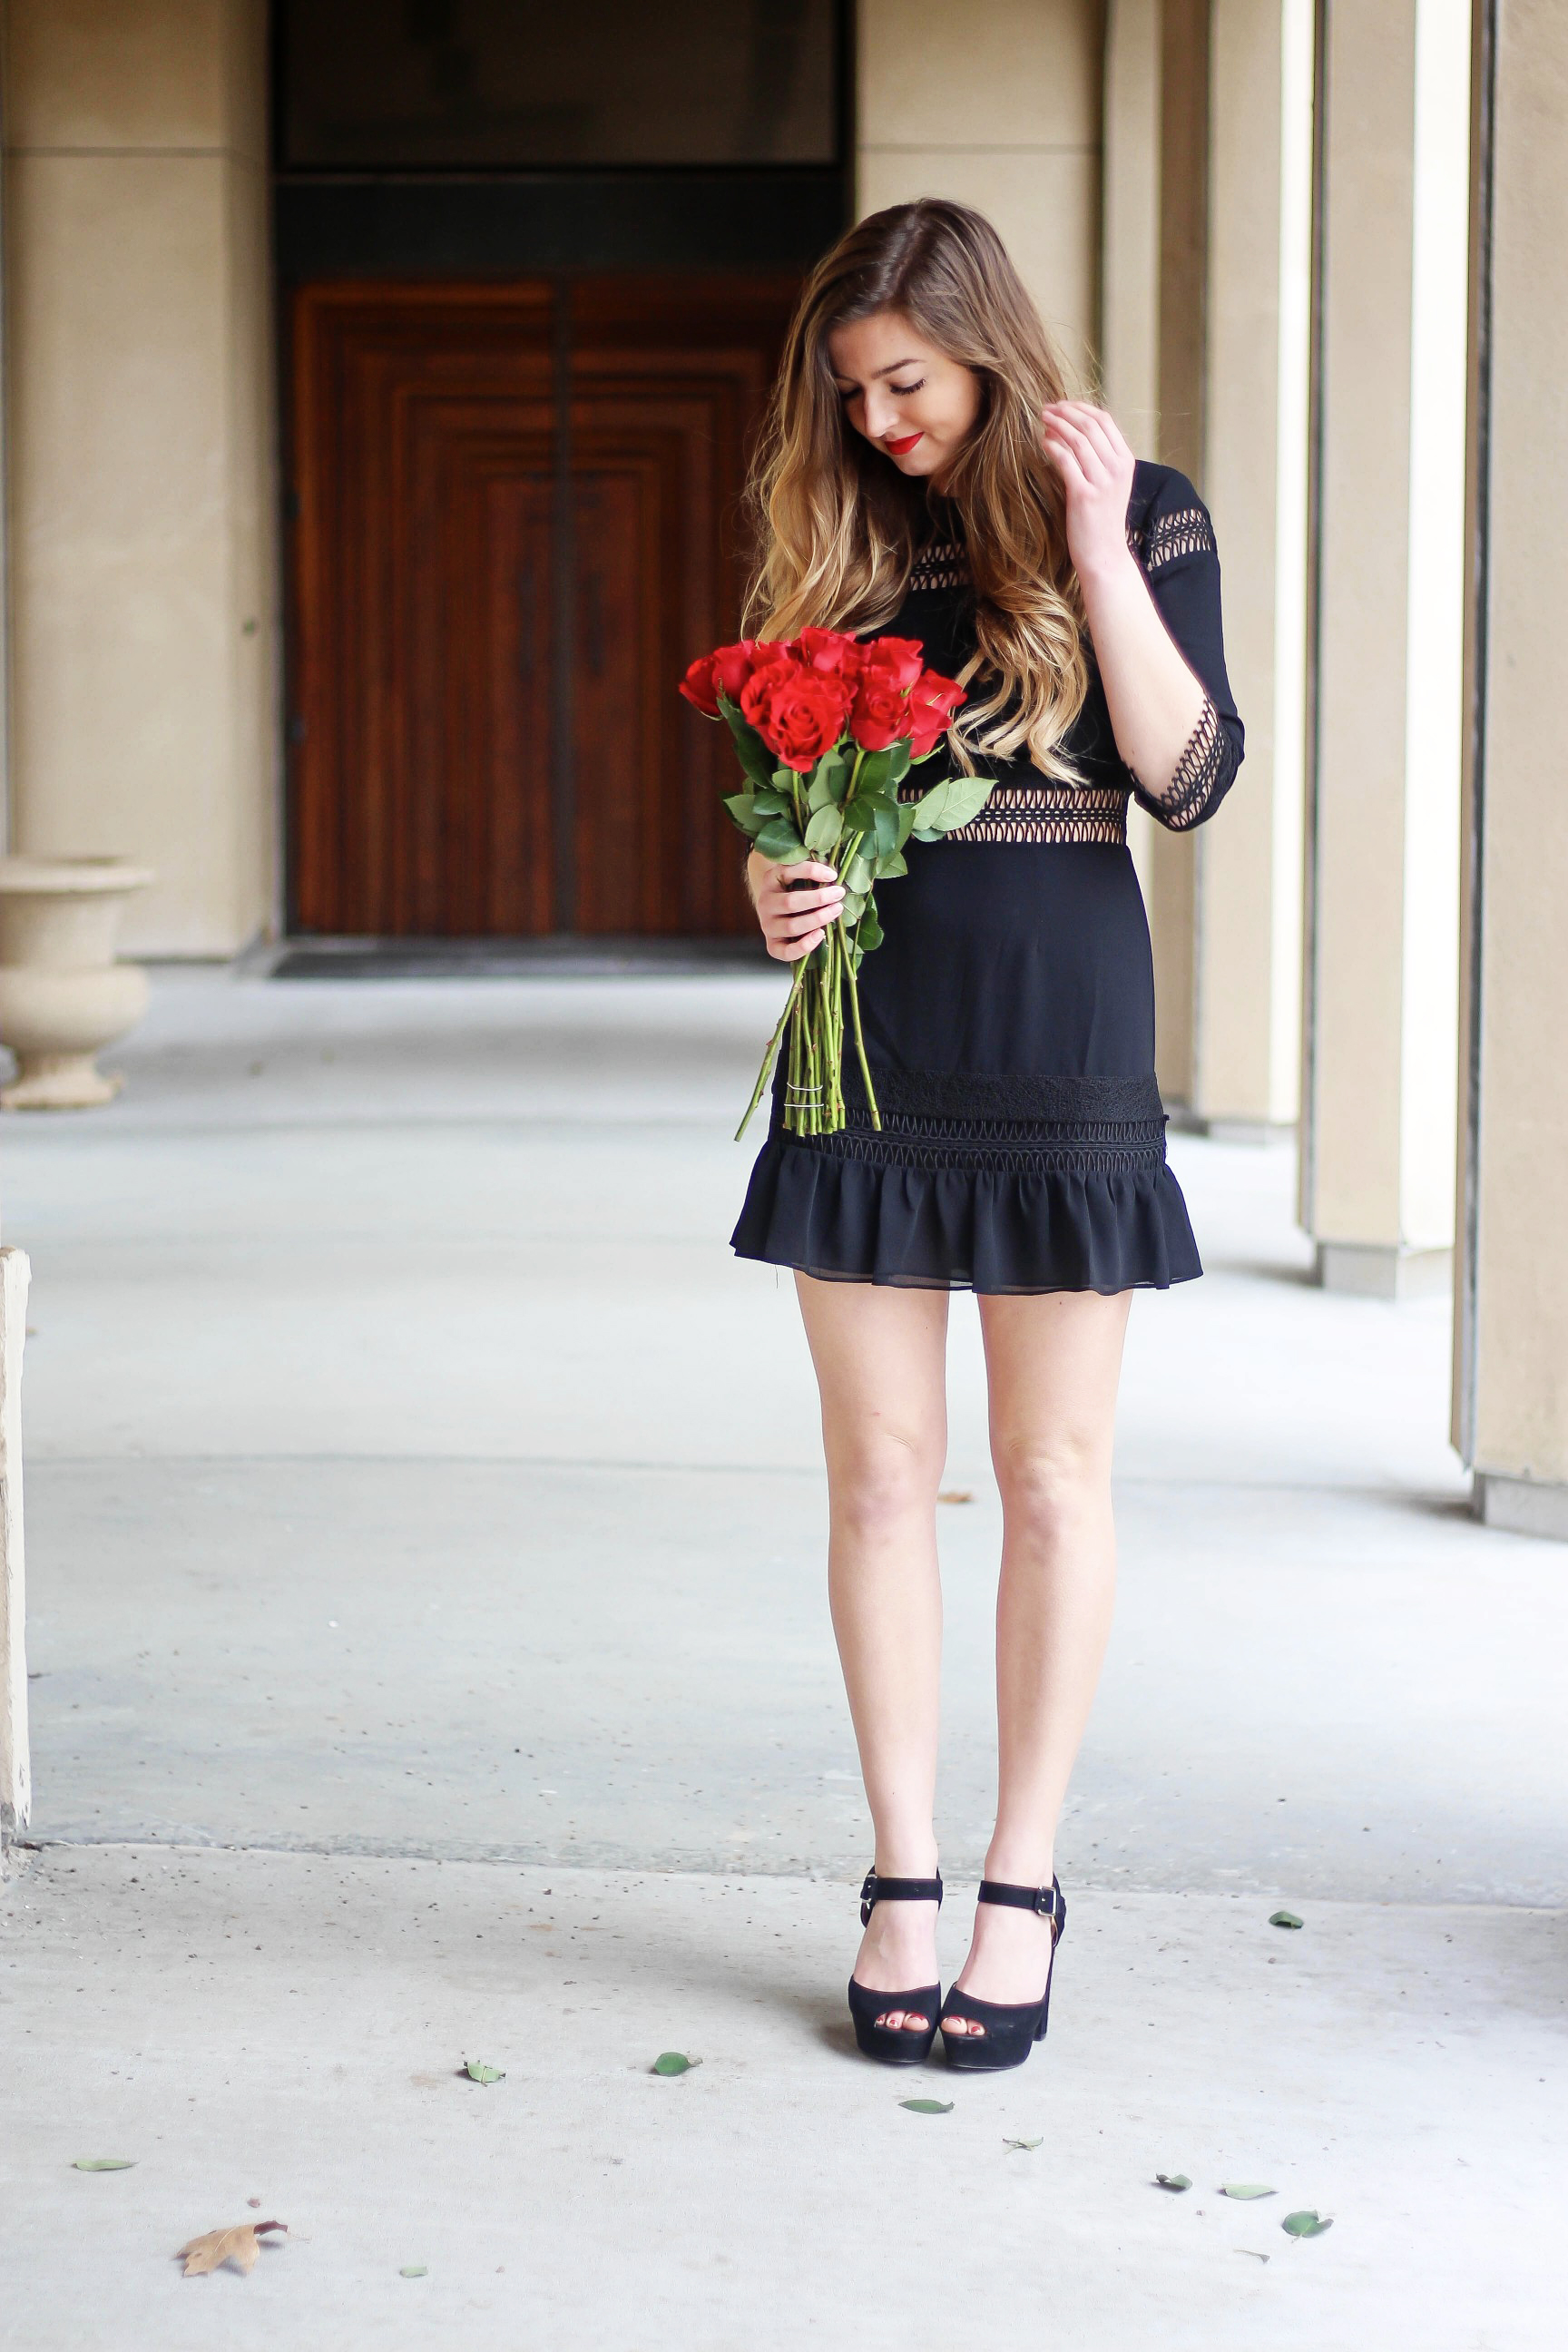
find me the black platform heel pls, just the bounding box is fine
[937,1877,1066,2073]
[846,1867,944,2065]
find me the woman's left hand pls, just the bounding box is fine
[1041,401,1138,586]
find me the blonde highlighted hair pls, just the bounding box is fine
[744,199,1090,778]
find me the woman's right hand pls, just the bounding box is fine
[747,853,846,961]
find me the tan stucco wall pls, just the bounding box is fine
[3,0,276,956]
[857,0,1103,383]
[1463,0,1568,1485]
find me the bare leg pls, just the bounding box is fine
[946,1287,1132,2028]
[795,1272,950,2030]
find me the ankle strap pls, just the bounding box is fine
[977,1877,1063,1931]
[860,1869,943,1926]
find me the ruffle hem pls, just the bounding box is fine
[730,1132,1202,1295]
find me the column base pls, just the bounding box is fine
[1314,1242,1453,1300]
[1474,1474,1568,1543]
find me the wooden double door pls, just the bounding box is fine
[287,276,798,937]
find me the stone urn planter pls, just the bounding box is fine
[0,858,154,1110]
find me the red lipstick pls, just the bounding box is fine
[884,431,923,456]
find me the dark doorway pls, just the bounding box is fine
[273,0,848,941]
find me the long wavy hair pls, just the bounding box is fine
[743,199,1090,777]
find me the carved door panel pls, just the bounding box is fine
[288,277,797,936]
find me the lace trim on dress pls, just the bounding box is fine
[906,537,971,593]
[897,776,1128,848]
[1127,697,1236,831]
[845,1070,1165,1122]
[789,1067,1170,1174]
[1127,505,1215,572]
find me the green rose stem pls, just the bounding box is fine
[734,951,808,1142]
[840,915,881,1130]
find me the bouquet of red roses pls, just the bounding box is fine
[680,629,993,1138]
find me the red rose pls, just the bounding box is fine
[678,652,722,718]
[711,639,790,702]
[743,666,851,771]
[907,667,965,758]
[797,627,865,682]
[848,675,911,751]
[739,657,798,733]
[860,634,925,691]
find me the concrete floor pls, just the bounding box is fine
[2,965,1564,2348]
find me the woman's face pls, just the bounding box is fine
[827,310,982,486]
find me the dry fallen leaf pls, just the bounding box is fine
[177,2220,287,2277]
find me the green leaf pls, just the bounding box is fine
[771,768,801,796]
[1281,2210,1333,2238]
[400,2264,428,2278]
[871,800,901,859]
[717,694,775,789]
[897,800,918,848]
[464,2059,505,2085]
[808,752,848,808]
[874,849,907,881]
[856,903,884,954]
[1220,2183,1277,2200]
[753,818,808,865]
[722,791,768,833]
[803,803,843,856]
[1005,2137,1044,2153]
[899,2098,953,2114]
[909,775,995,834]
[887,740,912,784]
[1269,1911,1304,1930]
[853,746,896,799]
[844,853,874,896]
[73,2158,136,2171]
[1154,2173,1191,2192]
[652,2051,701,2076]
[839,890,867,927]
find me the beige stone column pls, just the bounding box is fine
[1189,0,1313,1133]
[1102,2,1311,1125]
[857,0,1103,381]
[0,30,11,850]
[1302,0,1471,1297]
[1104,0,1189,1101]
[1141,0,1207,1102]
[2,0,277,956]
[1457,0,1568,1539]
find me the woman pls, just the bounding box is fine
[730,200,1242,2072]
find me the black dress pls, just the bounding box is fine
[730,461,1244,1294]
